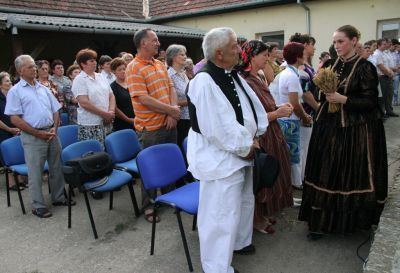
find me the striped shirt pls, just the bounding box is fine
[127,56,173,132]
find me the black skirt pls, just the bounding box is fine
[298,118,388,234]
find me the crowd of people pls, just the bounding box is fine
[0,24,398,273]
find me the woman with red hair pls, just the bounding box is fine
[277,43,313,193]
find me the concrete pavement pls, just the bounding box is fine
[1,108,399,273]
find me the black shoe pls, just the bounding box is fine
[234,268,240,273]
[387,112,399,117]
[52,199,76,206]
[91,191,104,200]
[234,244,256,255]
[307,232,324,241]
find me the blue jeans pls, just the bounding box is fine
[393,74,400,106]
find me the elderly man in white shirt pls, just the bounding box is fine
[5,55,74,218]
[186,27,268,273]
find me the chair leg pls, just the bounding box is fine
[192,215,197,231]
[13,173,25,214]
[71,187,75,197]
[176,209,194,272]
[83,191,98,239]
[5,169,10,207]
[68,185,72,229]
[127,182,140,217]
[150,204,158,255]
[46,172,51,194]
[109,191,113,210]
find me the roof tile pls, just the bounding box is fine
[0,0,145,19]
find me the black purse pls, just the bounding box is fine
[253,148,280,194]
[63,151,113,191]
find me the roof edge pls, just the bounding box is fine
[0,6,147,23]
[149,0,297,23]
[4,13,205,39]
[0,0,307,25]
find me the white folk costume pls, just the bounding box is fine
[187,61,268,273]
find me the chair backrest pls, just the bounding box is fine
[182,137,188,155]
[62,140,103,162]
[136,143,187,190]
[0,136,25,166]
[58,125,78,149]
[105,129,141,163]
[60,112,69,126]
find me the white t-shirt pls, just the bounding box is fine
[72,71,112,125]
[373,49,390,76]
[278,66,303,120]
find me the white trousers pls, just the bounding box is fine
[300,125,313,182]
[198,166,254,273]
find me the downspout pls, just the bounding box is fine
[297,0,310,35]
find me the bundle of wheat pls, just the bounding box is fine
[313,66,340,113]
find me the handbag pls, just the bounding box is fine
[62,151,113,191]
[253,148,280,194]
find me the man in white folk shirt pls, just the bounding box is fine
[186,27,268,273]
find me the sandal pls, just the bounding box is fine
[32,208,52,218]
[144,209,160,223]
[52,200,76,206]
[9,184,25,191]
[255,225,275,234]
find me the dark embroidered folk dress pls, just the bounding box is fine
[298,56,388,233]
[242,73,293,224]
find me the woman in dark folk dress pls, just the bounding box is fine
[299,25,388,239]
[238,40,294,234]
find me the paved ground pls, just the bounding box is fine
[1,107,399,273]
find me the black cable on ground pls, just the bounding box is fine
[356,232,372,264]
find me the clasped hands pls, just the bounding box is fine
[165,105,181,130]
[276,103,294,118]
[36,127,57,142]
[103,110,115,125]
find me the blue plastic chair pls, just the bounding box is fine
[60,112,69,126]
[104,129,140,215]
[105,129,141,176]
[1,136,49,214]
[182,137,188,156]
[1,136,27,213]
[57,125,78,149]
[136,143,199,272]
[61,140,138,239]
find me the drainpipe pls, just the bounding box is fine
[297,0,310,34]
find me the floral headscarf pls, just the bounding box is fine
[239,40,269,73]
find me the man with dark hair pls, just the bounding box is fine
[126,28,180,222]
[373,38,397,117]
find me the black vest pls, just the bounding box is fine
[187,61,258,134]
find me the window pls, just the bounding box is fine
[378,19,399,40]
[257,31,284,48]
